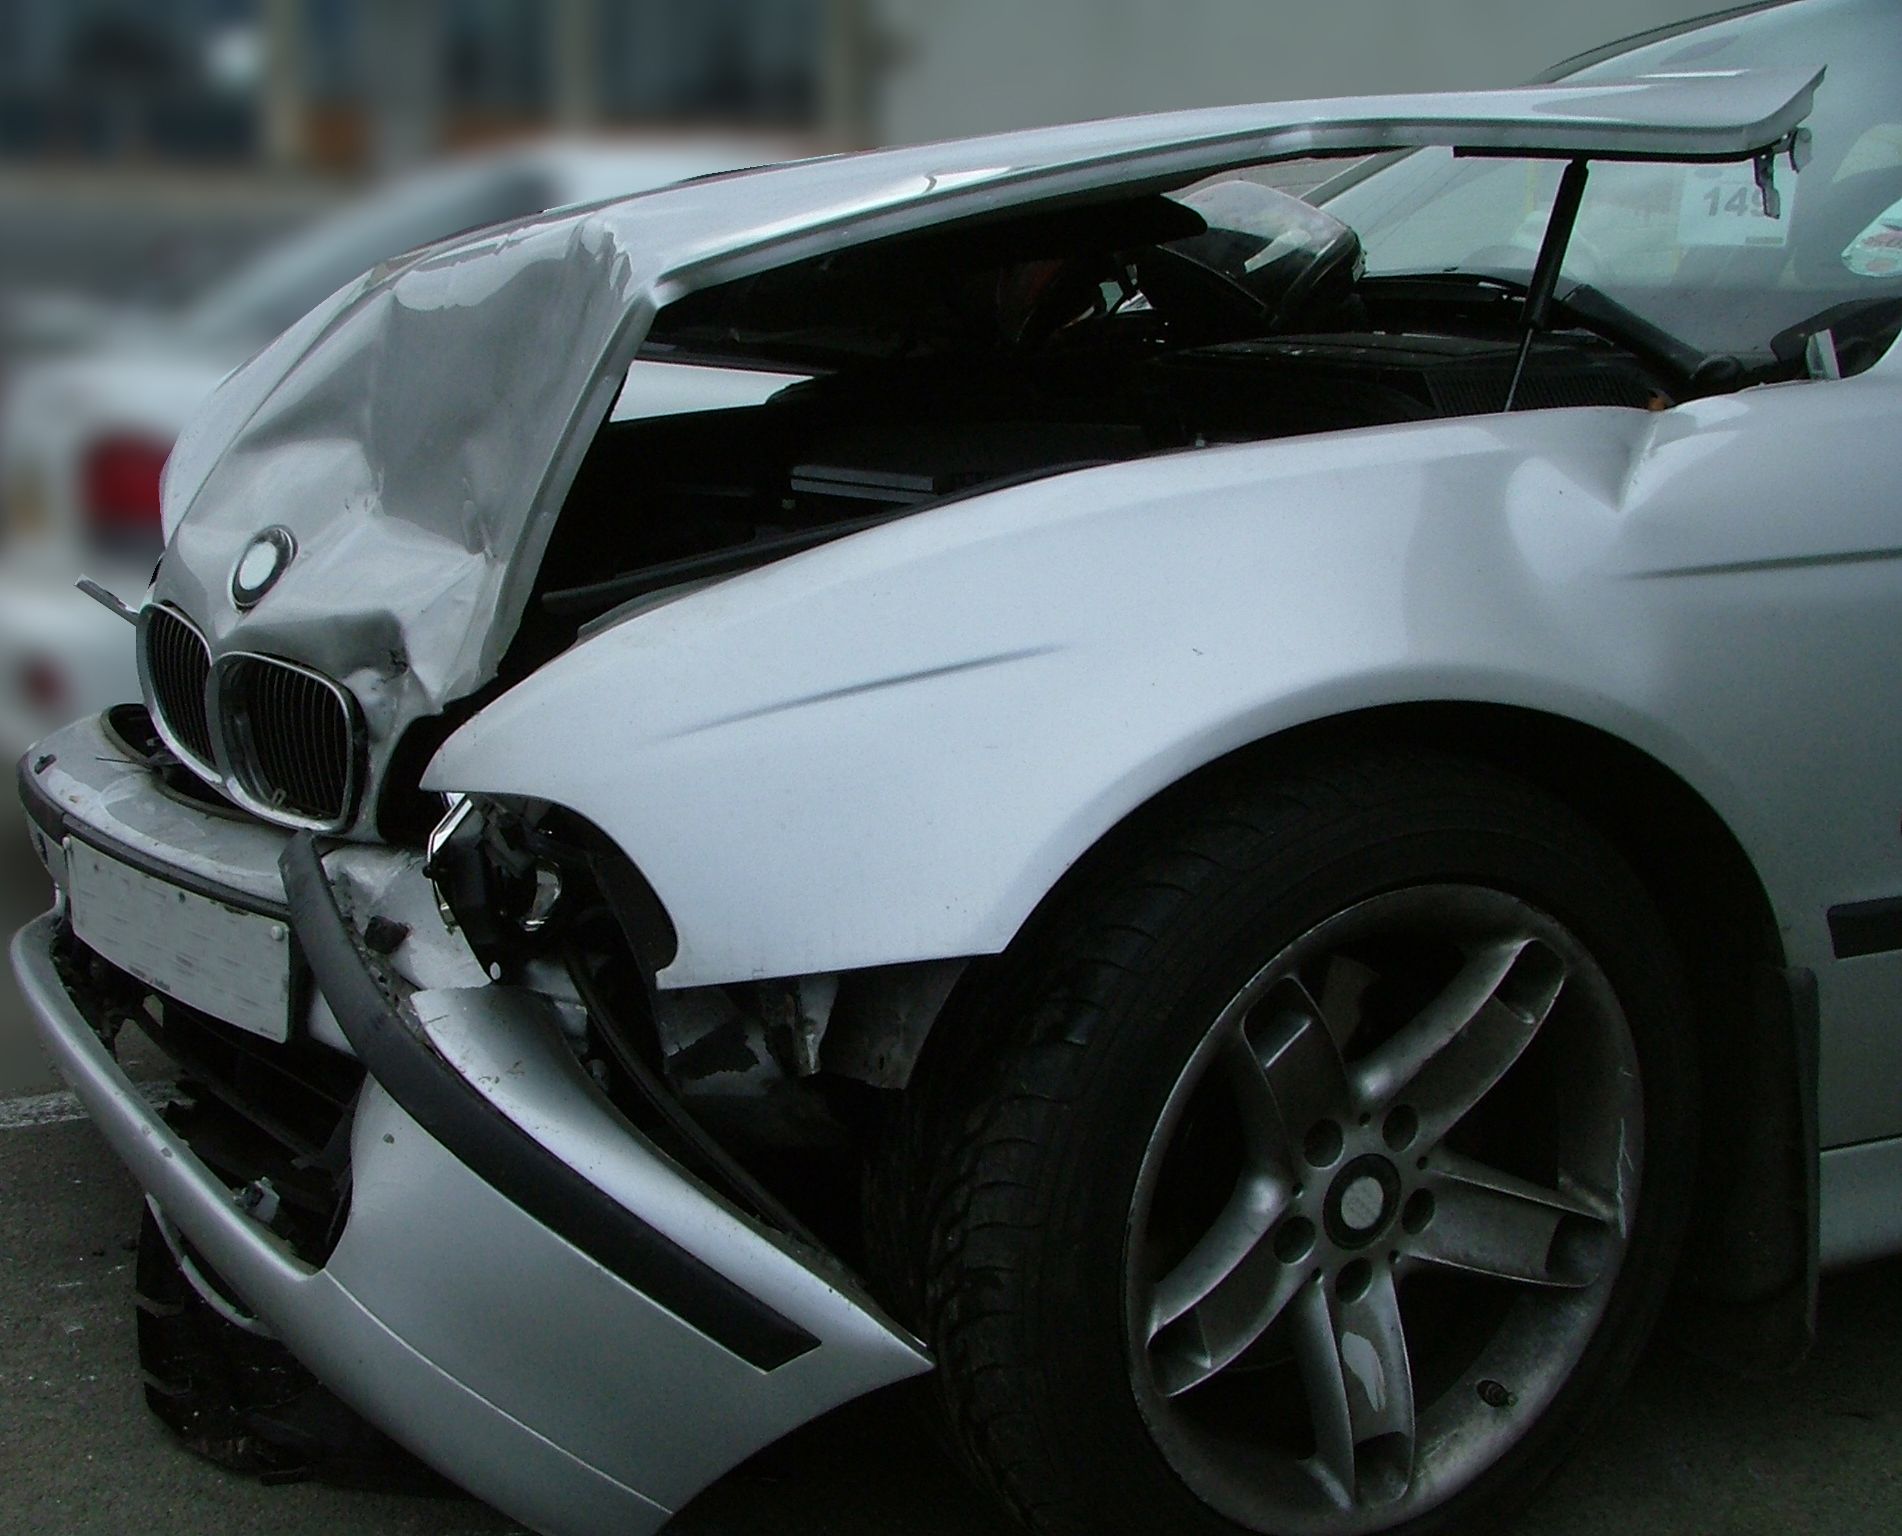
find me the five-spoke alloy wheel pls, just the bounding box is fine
[1129,886,1640,1531]
[905,753,1695,1536]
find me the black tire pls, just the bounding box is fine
[898,748,1697,1536]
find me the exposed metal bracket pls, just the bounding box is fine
[75,576,137,626]
[1756,126,1811,218]
[1754,149,1782,219]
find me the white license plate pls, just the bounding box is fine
[66,841,294,1043]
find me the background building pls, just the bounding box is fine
[0,0,831,171]
[1,0,1743,170]
[0,0,1742,310]
[868,0,1744,143]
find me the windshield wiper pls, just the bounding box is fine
[1554,282,1708,387]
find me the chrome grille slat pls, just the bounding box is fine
[277,669,296,809]
[143,608,214,767]
[313,673,341,812]
[293,671,320,812]
[223,654,357,828]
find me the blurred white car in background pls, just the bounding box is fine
[0,137,786,757]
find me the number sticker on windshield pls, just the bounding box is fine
[1842,196,1902,278]
[1676,162,1795,249]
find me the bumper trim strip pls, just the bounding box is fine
[20,741,294,922]
[75,826,292,923]
[278,832,819,1372]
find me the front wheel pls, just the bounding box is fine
[909,752,1696,1536]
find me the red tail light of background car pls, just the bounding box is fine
[81,435,171,544]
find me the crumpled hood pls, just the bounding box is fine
[154,208,650,740]
[149,66,1821,749]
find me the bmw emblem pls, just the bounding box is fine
[232,527,296,610]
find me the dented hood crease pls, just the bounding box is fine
[151,67,1821,748]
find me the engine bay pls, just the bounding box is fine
[527,178,1676,651]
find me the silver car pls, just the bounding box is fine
[11,2,1902,1533]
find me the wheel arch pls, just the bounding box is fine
[1229,700,1786,975]
[915,698,1814,1373]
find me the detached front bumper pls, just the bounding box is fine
[11,715,928,1536]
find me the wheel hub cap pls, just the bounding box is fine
[1328,1158,1399,1245]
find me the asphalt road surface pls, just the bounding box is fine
[4,832,1901,1536]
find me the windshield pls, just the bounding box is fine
[1321,0,1902,371]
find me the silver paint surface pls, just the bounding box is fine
[432,366,1902,1154]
